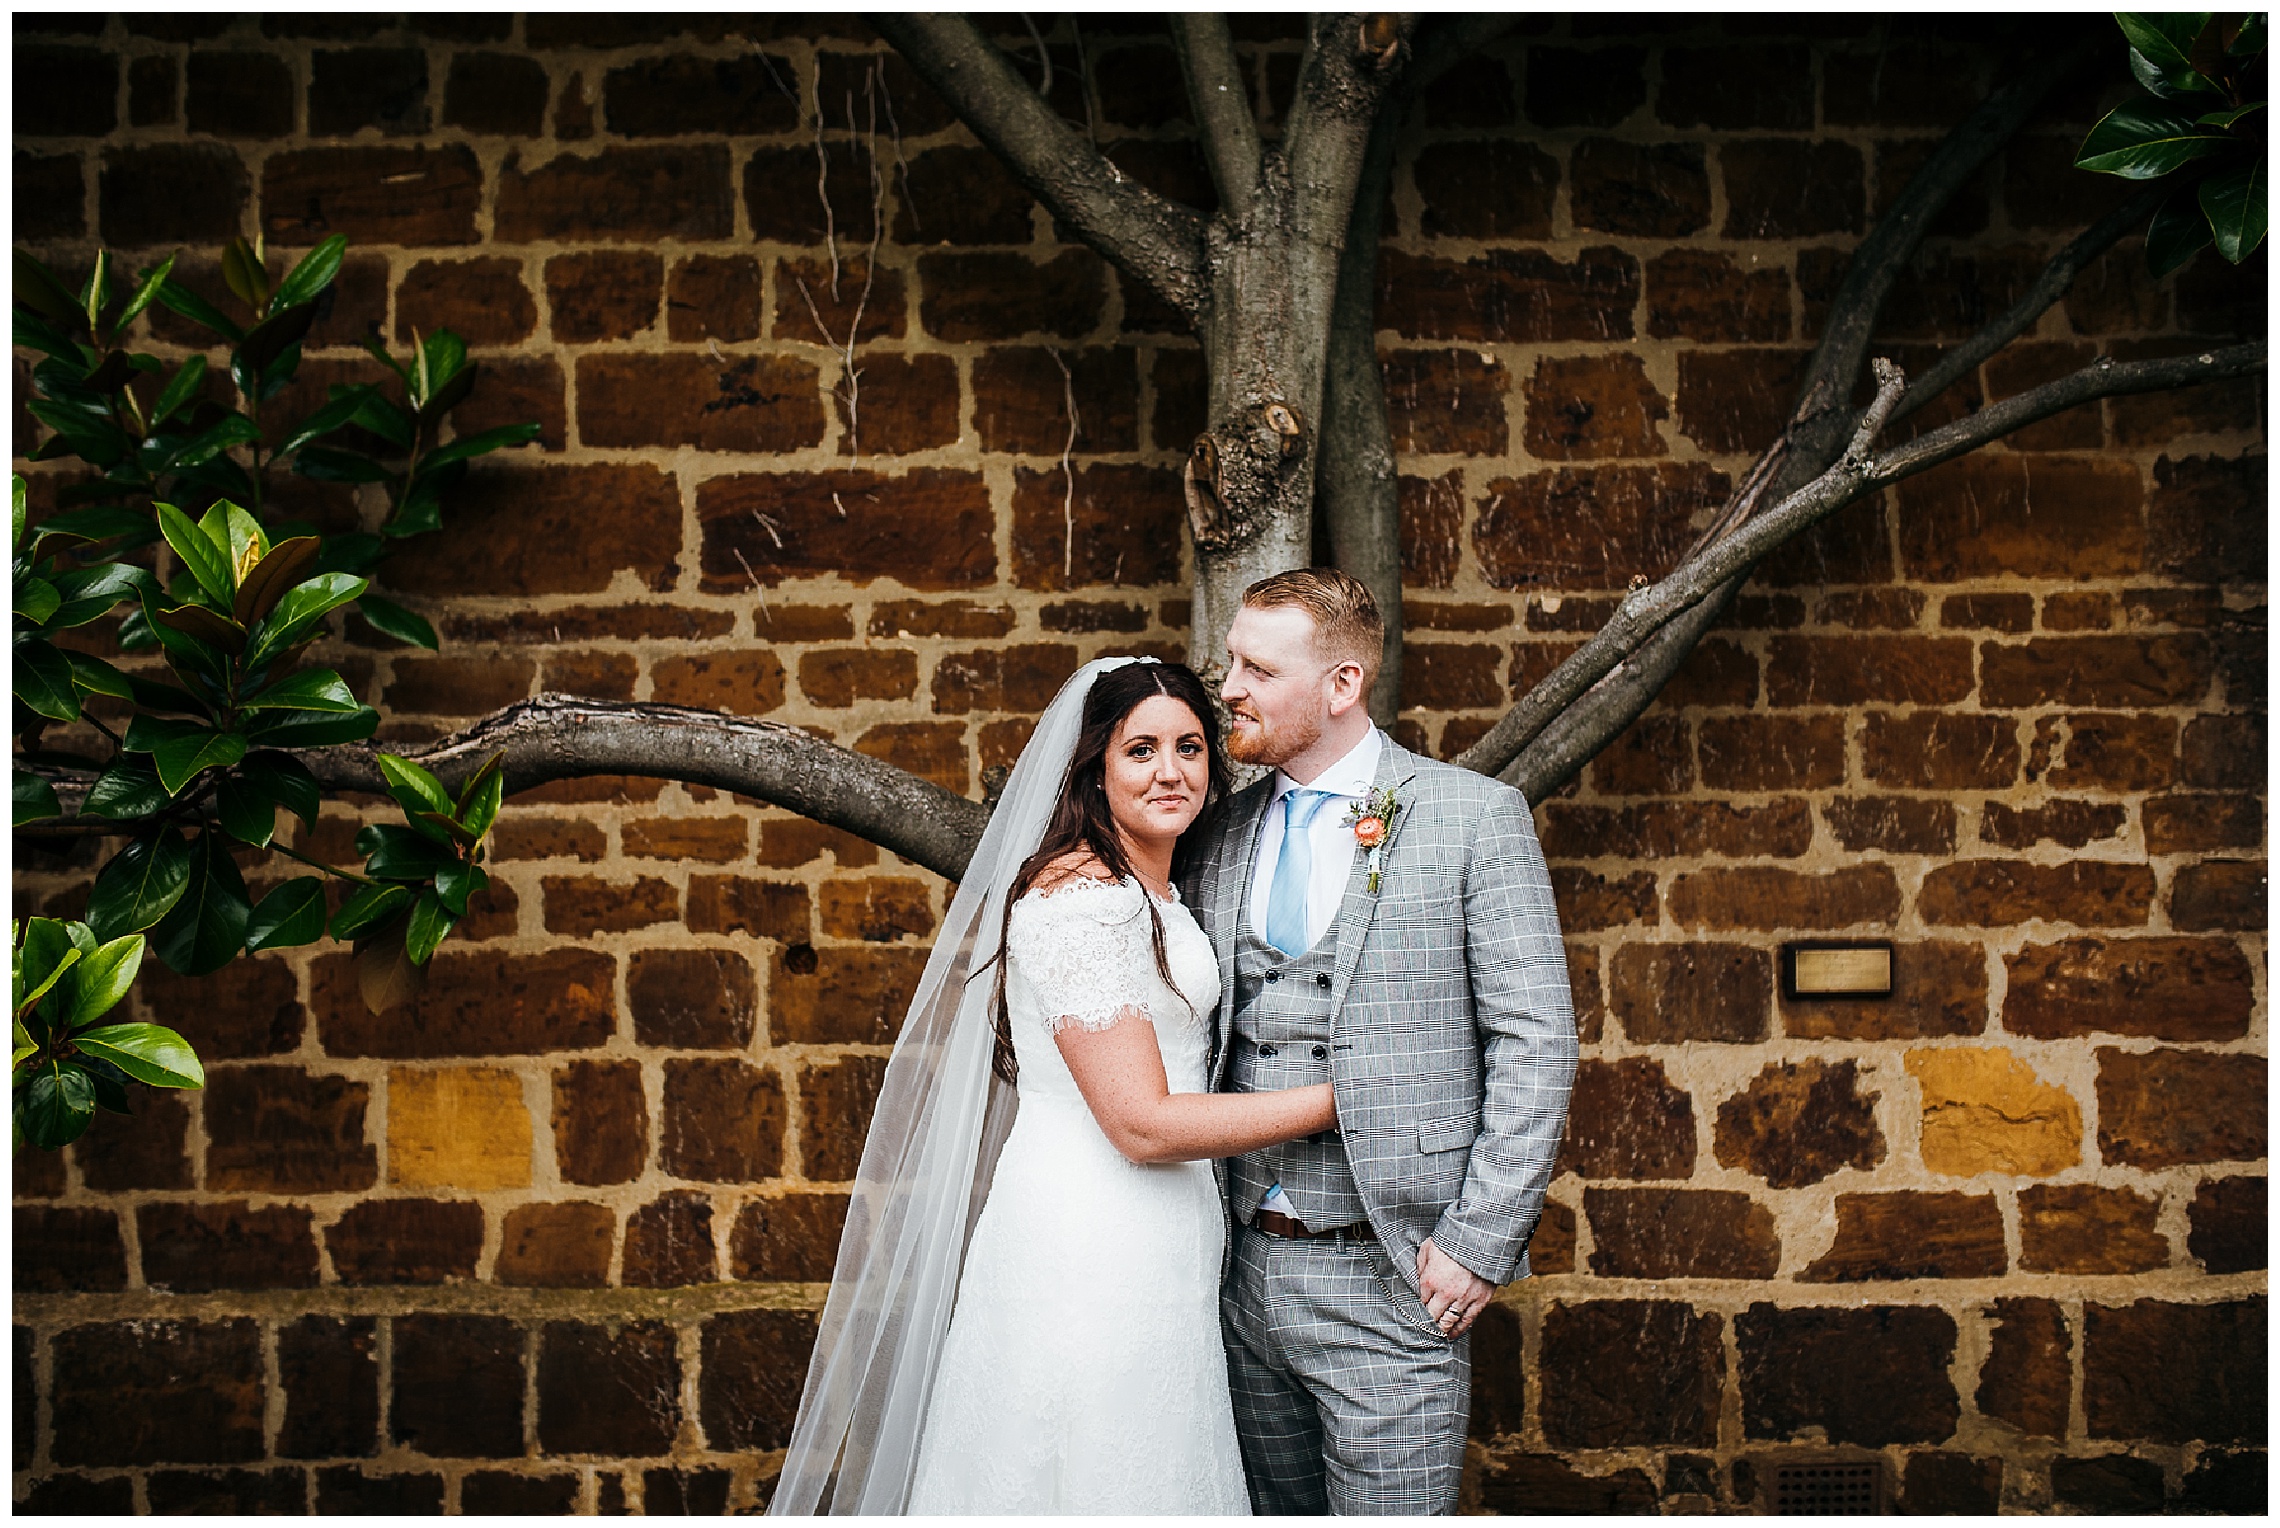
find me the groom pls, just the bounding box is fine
[1187,568,1576,1516]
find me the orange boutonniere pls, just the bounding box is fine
[1343,786,1405,892]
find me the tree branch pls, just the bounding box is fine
[868,13,1209,318]
[1169,13,1261,220]
[282,697,991,882]
[1318,64,1405,727]
[1282,15,1416,260]
[1318,15,1519,725]
[1464,36,2104,797]
[1467,342,2266,792]
[1896,182,2167,420]
[1784,34,2104,445]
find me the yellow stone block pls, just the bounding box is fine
[389,1066,533,1190]
[1906,1046,2081,1178]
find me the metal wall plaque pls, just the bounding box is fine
[1781,941,1894,1000]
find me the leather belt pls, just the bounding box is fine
[1252,1209,1375,1243]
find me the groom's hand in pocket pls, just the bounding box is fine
[1416,1238,1494,1338]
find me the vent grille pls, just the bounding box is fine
[1771,1459,1885,1515]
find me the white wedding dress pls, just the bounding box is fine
[905,876,1251,1516]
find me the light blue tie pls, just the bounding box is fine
[1264,789,1334,957]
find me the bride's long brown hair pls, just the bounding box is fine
[984,662,1232,1083]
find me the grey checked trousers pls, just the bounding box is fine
[1221,1223,1470,1515]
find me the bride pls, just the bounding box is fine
[772,658,1335,1515]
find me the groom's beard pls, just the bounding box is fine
[1225,706,1322,768]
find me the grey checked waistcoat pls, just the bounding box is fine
[1225,921,1367,1231]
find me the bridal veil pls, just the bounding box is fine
[769,656,1143,1515]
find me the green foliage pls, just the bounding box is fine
[12,918,199,1150]
[13,233,541,1150]
[2079,13,2268,273]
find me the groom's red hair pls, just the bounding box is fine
[1242,567,1384,687]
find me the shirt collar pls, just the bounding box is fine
[1272,726,1383,805]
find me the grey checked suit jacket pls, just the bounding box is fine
[1189,737,1576,1289]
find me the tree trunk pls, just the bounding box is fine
[1180,15,1414,685]
[1183,164,1326,682]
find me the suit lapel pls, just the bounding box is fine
[1215,780,1273,1054]
[1327,738,1420,1022]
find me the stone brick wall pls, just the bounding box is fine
[12,12,2265,1516]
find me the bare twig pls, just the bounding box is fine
[1050,347,1079,581]
[867,13,1210,317]
[1019,12,1054,98]
[1071,16,1099,148]
[796,60,888,460]
[810,57,840,299]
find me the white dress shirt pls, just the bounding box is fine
[1246,726,1385,957]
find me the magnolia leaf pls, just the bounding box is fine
[154,601,248,656]
[271,234,347,312]
[215,773,278,847]
[19,1059,98,1149]
[2146,187,2220,273]
[352,592,439,650]
[82,756,172,821]
[73,1022,203,1089]
[14,923,81,1019]
[86,828,194,940]
[417,421,541,475]
[236,751,322,831]
[377,753,452,819]
[14,249,83,323]
[230,535,321,627]
[237,302,317,383]
[156,500,234,603]
[433,861,488,918]
[355,822,460,879]
[238,667,362,714]
[220,501,268,581]
[2076,100,2233,177]
[2197,101,2265,128]
[13,769,60,827]
[245,877,328,952]
[220,237,268,312]
[50,563,152,628]
[329,882,411,942]
[240,704,380,750]
[61,935,143,1033]
[243,571,368,668]
[404,888,454,967]
[13,639,81,721]
[115,253,178,333]
[15,575,60,625]
[275,385,381,462]
[2199,155,2268,260]
[151,276,245,342]
[355,920,426,1014]
[149,727,248,796]
[150,353,208,426]
[148,830,252,976]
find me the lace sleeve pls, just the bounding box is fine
[1007,880,1159,1036]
